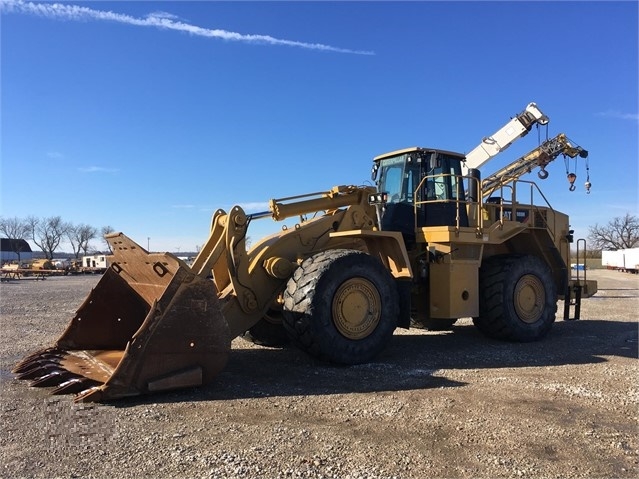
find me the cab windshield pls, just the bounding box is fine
[376,154,421,204]
[376,150,465,204]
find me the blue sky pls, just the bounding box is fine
[1,0,637,253]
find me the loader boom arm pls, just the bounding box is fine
[191,185,376,280]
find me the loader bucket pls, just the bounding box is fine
[13,233,231,402]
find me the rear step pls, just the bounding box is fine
[563,238,597,320]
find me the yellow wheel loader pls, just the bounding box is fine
[14,103,597,402]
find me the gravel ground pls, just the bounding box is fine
[1,269,637,479]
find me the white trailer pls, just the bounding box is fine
[601,248,639,273]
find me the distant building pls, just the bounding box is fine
[0,238,34,262]
[82,254,109,272]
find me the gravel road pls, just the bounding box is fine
[1,269,637,479]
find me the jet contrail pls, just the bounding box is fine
[0,0,375,55]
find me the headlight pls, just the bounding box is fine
[368,192,388,205]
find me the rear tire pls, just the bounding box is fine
[473,255,557,341]
[282,249,399,364]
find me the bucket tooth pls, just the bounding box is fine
[52,378,101,396]
[13,362,39,375]
[31,371,77,388]
[15,363,61,380]
[17,346,60,362]
[14,356,63,375]
[13,348,64,373]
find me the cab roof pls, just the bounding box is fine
[373,146,465,162]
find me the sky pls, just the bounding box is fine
[1,0,637,254]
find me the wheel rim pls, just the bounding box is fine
[332,277,381,340]
[514,274,545,323]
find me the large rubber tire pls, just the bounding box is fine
[282,249,399,364]
[473,254,557,342]
[241,310,289,347]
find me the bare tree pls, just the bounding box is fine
[588,213,639,250]
[66,223,81,259]
[0,216,31,262]
[28,216,70,259]
[67,224,98,258]
[100,225,115,253]
[25,216,39,250]
[81,225,99,255]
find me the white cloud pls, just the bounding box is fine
[78,166,119,173]
[197,202,271,214]
[596,110,639,121]
[146,11,180,22]
[1,0,374,55]
[239,202,271,213]
[46,151,64,159]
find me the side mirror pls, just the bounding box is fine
[371,162,379,181]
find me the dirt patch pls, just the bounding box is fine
[1,269,637,478]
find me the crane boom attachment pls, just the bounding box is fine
[481,133,588,197]
[464,102,549,171]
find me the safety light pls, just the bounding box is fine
[368,192,388,205]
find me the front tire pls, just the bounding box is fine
[473,255,557,341]
[282,249,399,364]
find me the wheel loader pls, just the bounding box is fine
[14,102,597,402]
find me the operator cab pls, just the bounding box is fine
[370,147,469,243]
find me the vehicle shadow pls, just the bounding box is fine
[118,318,637,407]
